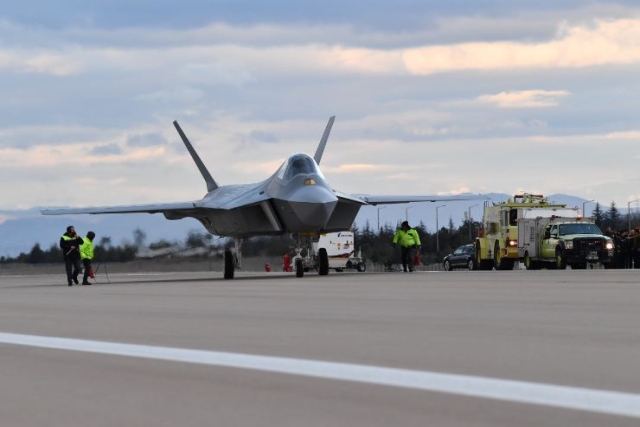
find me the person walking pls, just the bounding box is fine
[79,231,96,285]
[392,221,421,272]
[60,225,84,286]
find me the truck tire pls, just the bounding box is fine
[476,241,493,270]
[524,252,540,270]
[555,250,567,270]
[494,242,514,270]
[356,262,366,272]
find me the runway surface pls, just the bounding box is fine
[1,268,639,426]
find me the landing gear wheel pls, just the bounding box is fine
[295,258,304,277]
[223,250,235,279]
[318,248,329,276]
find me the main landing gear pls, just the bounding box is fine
[223,238,242,280]
[222,234,330,279]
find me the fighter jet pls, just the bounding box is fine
[42,117,477,279]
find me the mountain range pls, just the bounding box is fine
[0,194,625,257]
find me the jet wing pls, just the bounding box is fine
[332,189,368,204]
[41,201,198,216]
[40,183,271,216]
[353,194,486,206]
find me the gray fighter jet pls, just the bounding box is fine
[42,117,476,279]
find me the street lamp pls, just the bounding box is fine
[405,204,416,222]
[628,199,639,233]
[468,204,478,241]
[435,204,446,253]
[582,199,595,217]
[377,205,387,232]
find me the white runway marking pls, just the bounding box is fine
[2,332,640,419]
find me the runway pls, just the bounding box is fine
[1,268,639,426]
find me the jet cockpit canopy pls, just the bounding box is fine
[277,153,324,181]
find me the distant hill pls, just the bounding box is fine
[0,208,202,258]
[0,194,622,257]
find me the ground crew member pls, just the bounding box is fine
[60,225,84,286]
[392,221,421,272]
[79,231,96,285]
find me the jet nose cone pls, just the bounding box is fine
[288,186,338,229]
[290,199,338,229]
[289,184,337,204]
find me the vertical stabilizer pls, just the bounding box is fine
[313,116,335,165]
[173,120,219,192]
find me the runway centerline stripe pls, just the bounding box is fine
[1,332,639,419]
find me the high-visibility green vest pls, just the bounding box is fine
[392,228,421,247]
[79,237,94,260]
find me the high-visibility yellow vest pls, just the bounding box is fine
[79,237,94,260]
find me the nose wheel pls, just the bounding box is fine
[295,258,304,277]
[318,248,329,275]
[291,232,329,278]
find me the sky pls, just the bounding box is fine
[2,0,640,218]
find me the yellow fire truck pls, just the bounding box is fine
[475,194,572,270]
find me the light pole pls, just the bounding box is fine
[377,205,387,232]
[582,199,595,217]
[628,199,639,233]
[405,204,416,222]
[435,204,446,253]
[468,204,478,241]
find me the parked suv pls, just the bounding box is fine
[443,244,477,271]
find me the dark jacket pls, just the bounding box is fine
[60,233,84,260]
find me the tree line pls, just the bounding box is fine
[1,201,637,265]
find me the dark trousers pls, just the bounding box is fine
[82,259,92,284]
[65,258,82,284]
[400,246,415,272]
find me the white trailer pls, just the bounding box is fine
[306,231,366,272]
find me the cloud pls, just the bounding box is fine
[126,132,168,147]
[248,130,278,144]
[3,17,640,83]
[478,90,570,108]
[90,143,122,155]
[0,49,83,76]
[403,19,640,75]
[604,130,640,139]
[136,87,204,104]
[326,164,386,173]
